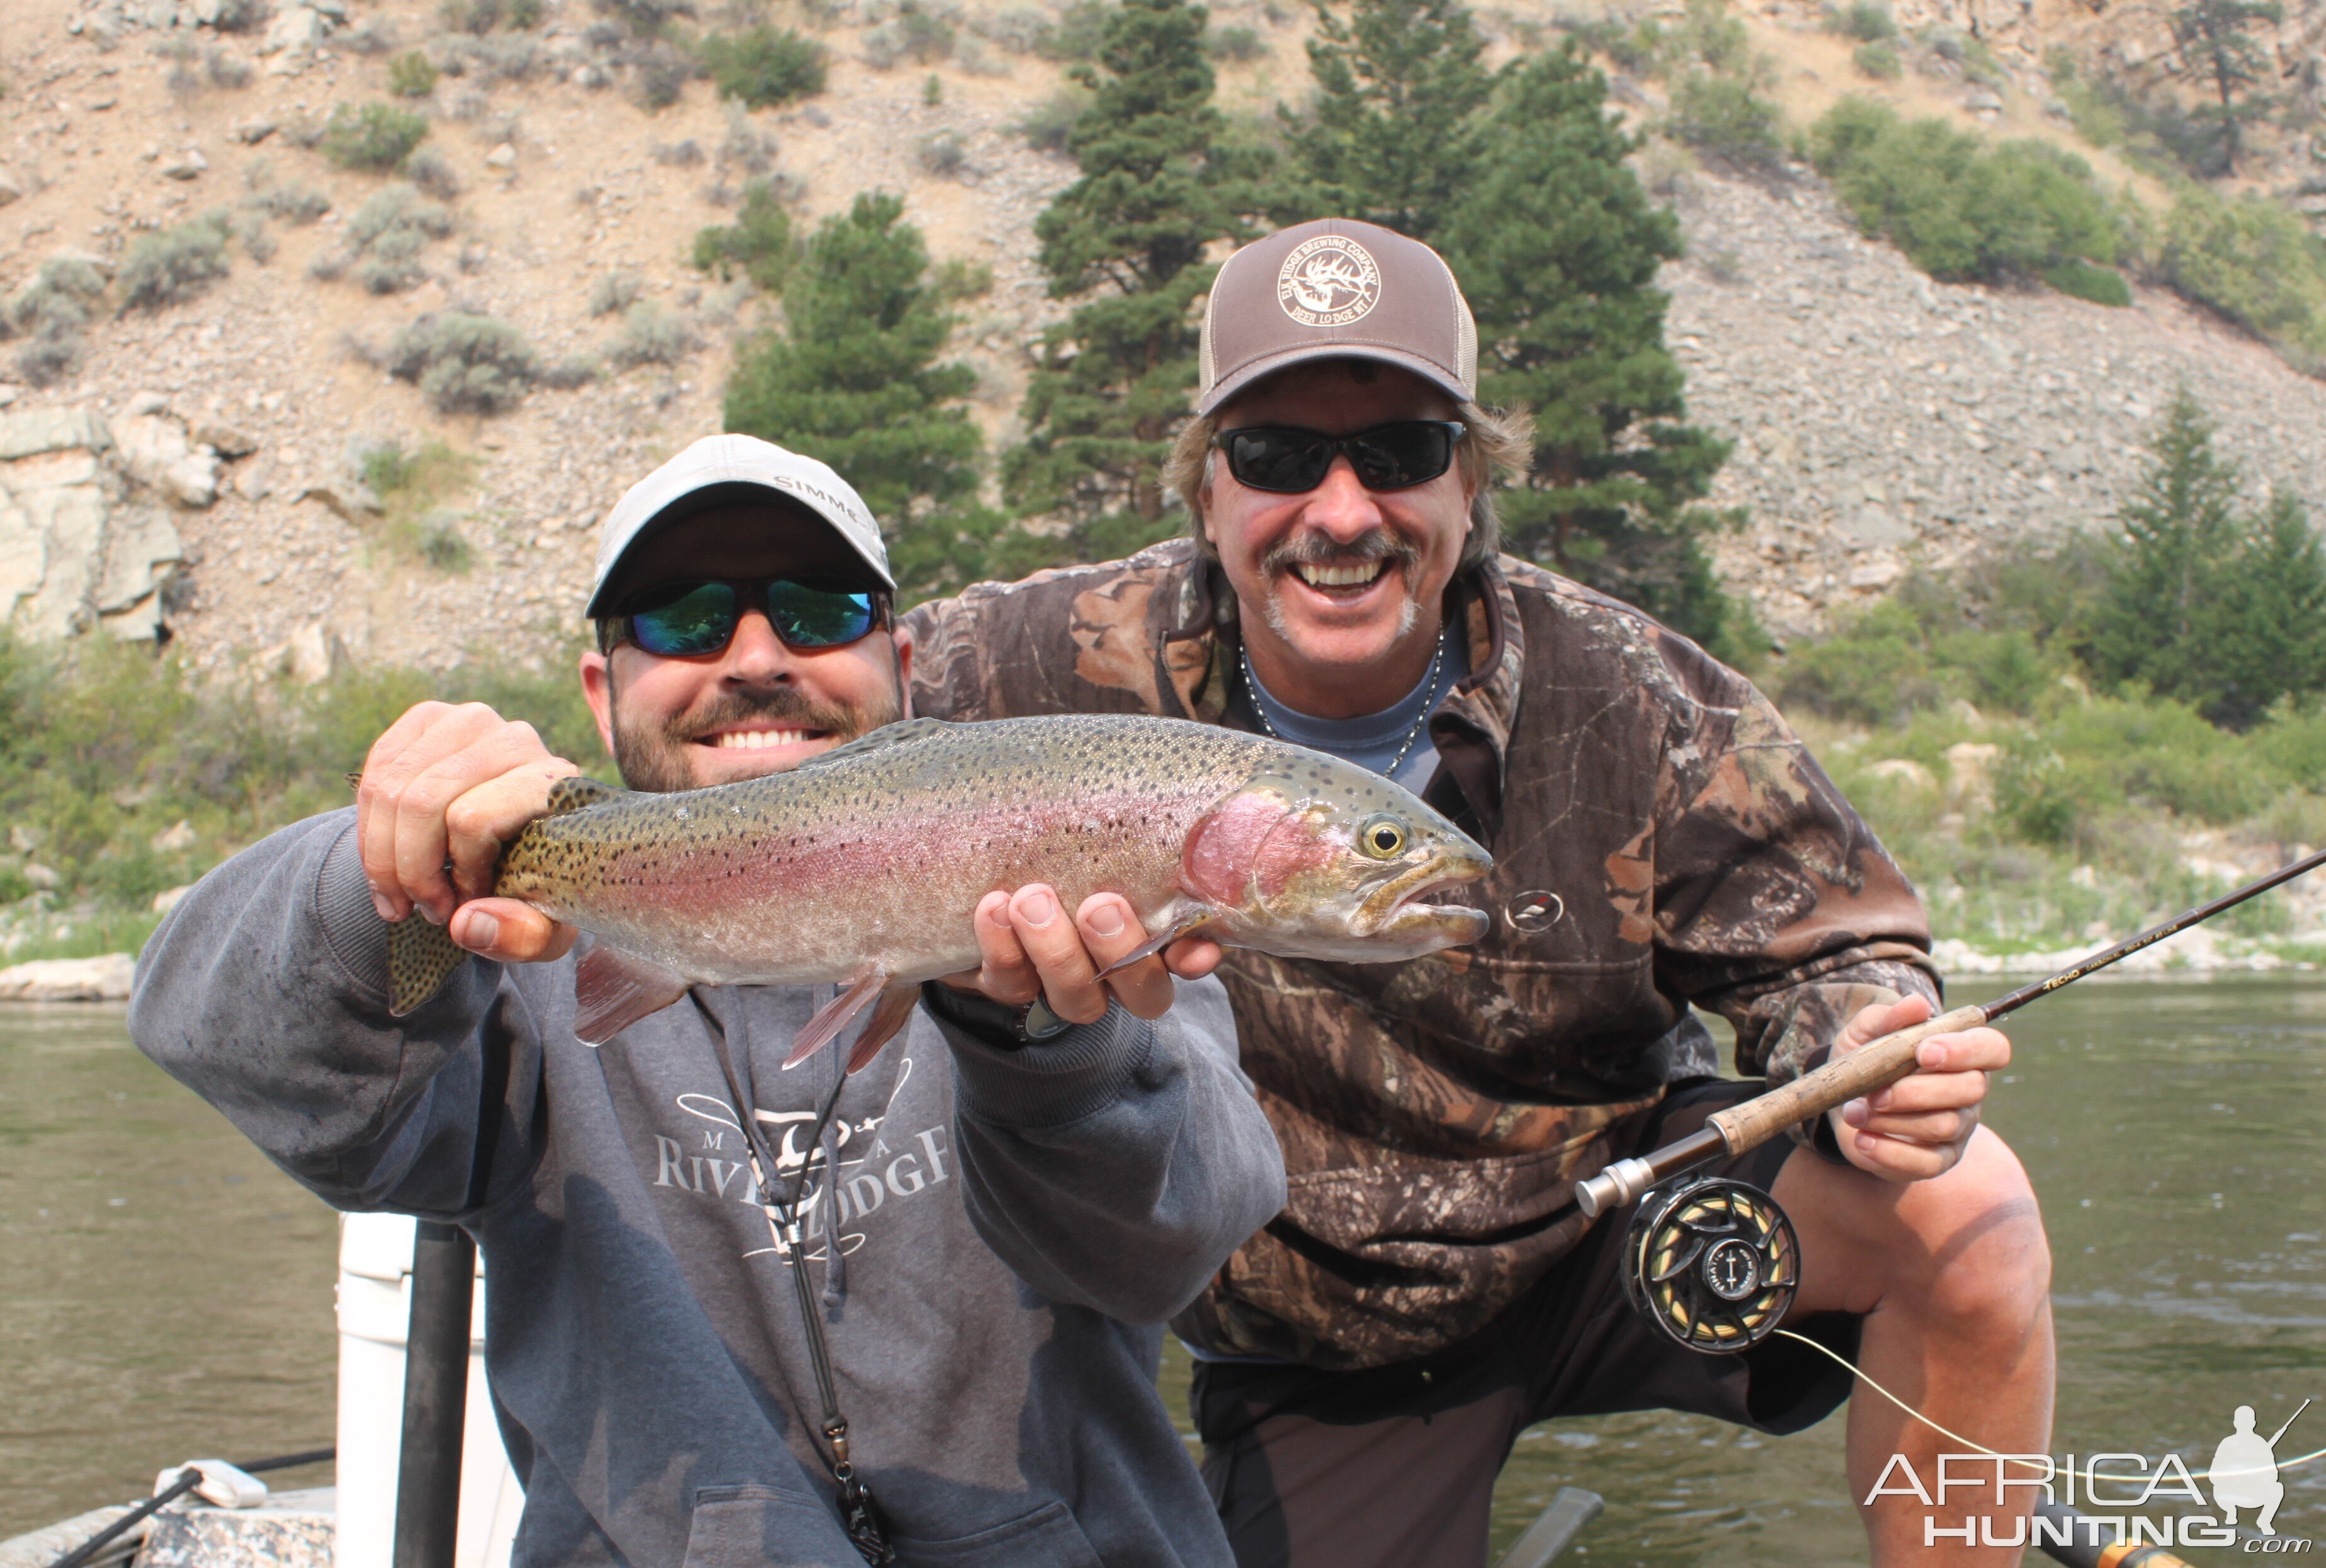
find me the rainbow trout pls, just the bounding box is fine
[385,713,1493,1070]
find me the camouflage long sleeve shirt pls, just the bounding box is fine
[903,540,1939,1370]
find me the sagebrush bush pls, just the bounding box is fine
[1852,40,1900,79]
[1010,88,1087,153]
[609,300,700,366]
[589,270,644,315]
[3,258,106,388]
[389,50,440,96]
[404,145,463,200]
[1206,24,1262,60]
[863,2,955,67]
[697,25,827,108]
[319,101,430,171]
[1831,0,1895,41]
[915,128,967,176]
[332,184,456,293]
[386,311,541,413]
[119,215,233,312]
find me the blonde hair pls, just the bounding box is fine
[1165,397,1535,571]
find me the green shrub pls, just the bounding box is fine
[697,25,827,108]
[4,258,104,388]
[385,311,540,413]
[2043,256,2131,305]
[1832,1,1895,42]
[1206,24,1262,60]
[2147,181,2326,372]
[118,214,233,312]
[691,179,793,290]
[1667,72,1784,171]
[1852,40,1901,78]
[388,50,440,96]
[915,128,967,176]
[319,101,429,171]
[1810,98,2119,285]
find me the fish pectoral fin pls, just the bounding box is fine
[387,913,470,1016]
[572,940,691,1045]
[782,967,891,1070]
[1094,902,1223,979]
[545,776,628,815]
[844,980,922,1075]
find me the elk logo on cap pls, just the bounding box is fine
[1276,234,1381,328]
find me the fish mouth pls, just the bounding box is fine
[1359,853,1494,948]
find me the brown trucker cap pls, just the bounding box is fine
[1196,218,1479,416]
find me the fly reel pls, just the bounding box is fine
[1620,1176,1798,1355]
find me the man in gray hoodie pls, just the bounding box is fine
[131,436,1287,1568]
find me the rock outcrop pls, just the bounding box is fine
[0,401,197,641]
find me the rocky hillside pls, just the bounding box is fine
[2,0,2324,670]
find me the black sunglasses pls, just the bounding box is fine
[621,579,889,657]
[1212,420,1468,494]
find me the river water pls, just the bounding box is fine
[4,978,2321,1559]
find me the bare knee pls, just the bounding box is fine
[1896,1130,2051,1336]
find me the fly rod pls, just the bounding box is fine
[1579,844,2326,1220]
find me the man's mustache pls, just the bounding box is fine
[1259,528,1422,581]
[666,688,863,746]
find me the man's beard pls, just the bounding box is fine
[1257,526,1423,642]
[609,680,904,793]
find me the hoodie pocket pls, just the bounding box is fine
[891,1501,1102,1567]
[683,1483,854,1568]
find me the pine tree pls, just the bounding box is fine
[2218,488,2326,719]
[1278,0,1490,241]
[1434,46,1743,656]
[2089,390,2243,702]
[2089,389,2326,727]
[1003,0,1258,562]
[723,193,1000,603]
[2170,0,2283,173]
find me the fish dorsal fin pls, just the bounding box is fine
[572,940,690,1045]
[547,776,628,816]
[791,717,952,771]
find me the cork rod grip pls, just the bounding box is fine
[1706,1004,1992,1155]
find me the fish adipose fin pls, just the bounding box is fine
[1095,900,1222,978]
[845,980,922,1074]
[545,776,629,815]
[573,940,690,1044]
[387,914,469,1016]
[782,965,892,1069]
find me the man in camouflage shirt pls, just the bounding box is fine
[903,220,2051,1568]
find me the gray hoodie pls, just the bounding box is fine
[130,810,1286,1567]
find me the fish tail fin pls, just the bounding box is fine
[387,914,470,1016]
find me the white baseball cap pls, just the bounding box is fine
[584,434,894,617]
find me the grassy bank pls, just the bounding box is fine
[1773,584,2326,967]
[0,632,599,965]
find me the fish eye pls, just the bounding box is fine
[1358,814,1408,860]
